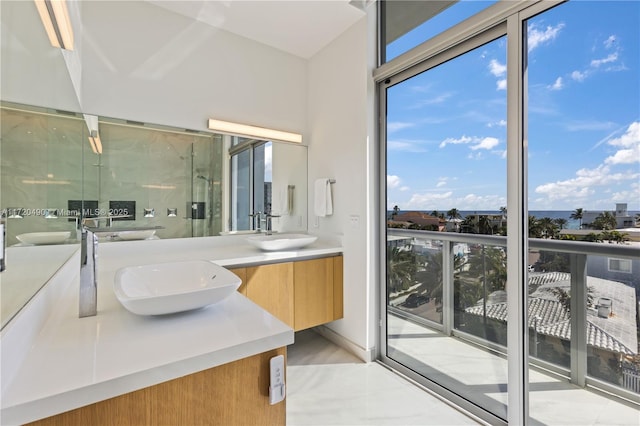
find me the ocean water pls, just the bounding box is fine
[390,210,639,230]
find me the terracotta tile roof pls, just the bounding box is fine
[465,272,638,355]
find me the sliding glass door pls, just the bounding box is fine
[383,30,510,423]
[379,1,639,424]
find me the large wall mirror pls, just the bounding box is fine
[0,0,308,329]
[0,101,308,328]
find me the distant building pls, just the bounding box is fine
[582,203,635,230]
[388,211,445,231]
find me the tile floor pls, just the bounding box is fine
[286,329,482,425]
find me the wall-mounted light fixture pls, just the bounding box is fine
[207,119,302,144]
[88,130,103,154]
[34,0,74,50]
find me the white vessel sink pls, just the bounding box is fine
[114,260,241,315]
[247,233,318,251]
[15,231,71,245]
[116,229,157,240]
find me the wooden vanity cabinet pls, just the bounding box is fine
[27,348,286,426]
[229,263,294,327]
[229,255,343,332]
[293,256,343,331]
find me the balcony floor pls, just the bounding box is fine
[387,315,640,425]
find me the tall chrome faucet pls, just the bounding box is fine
[79,226,98,317]
[249,211,262,232]
[264,214,280,235]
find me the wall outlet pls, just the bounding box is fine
[349,215,360,229]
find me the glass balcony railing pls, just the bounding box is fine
[386,228,640,412]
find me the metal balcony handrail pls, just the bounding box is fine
[387,228,640,259]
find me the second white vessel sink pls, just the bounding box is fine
[16,231,71,245]
[114,260,241,315]
[247,233,318,251]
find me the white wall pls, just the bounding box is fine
[307,11,377,360]
[2,1,308,137]
[0,1,81,112]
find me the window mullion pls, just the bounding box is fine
[506,11,528,426]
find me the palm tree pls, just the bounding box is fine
[570,208,584,229]
[592,211,617,230]
[478,215,492,234]
[529,215,542,238]
[391,205,400,220]
[499,206,507,218]
[386,246,418,296]
[447,208,461,220]
[554,217,568,230]
[538,217,559,238]
[431,210,445,219]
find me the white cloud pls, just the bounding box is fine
[400,186,410,192]
[436,181,447,188]
[487,119,506,128]
[604,122,640,165]
[471,137,499,151]
[535,165,639,202]
[571,70,588,82]
[527,22,564,52]
[387,121,415,133]
[489,59,506,77]
[604,35,617,49]
[607,122,639,148]
[388,139,428,153]
[489,60,507,91]
[591,52,618,68]
[409,92,454,109]
[611,182,640,207]
[406,191,454,209]
[387,175,402,189]
[605,148,640,165]
[403,190,508,211]
[440,135,500,152]
[439,135,473,148]
[548,77,563,90]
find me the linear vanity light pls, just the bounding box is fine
[34,0,74,50]
[88,130,103,154]
[207,119,302,144]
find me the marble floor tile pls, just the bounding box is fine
[287,329,481,425]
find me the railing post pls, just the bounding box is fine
[570,253,588,387]
[442,240,454,335]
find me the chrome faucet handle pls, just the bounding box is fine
[79,226,98,318]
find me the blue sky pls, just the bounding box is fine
[385,1,640,212]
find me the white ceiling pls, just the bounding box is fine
[146,0,368,59]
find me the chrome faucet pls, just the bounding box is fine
[249,211,262,232]
[79,226,98,317]
[264,214,280,235]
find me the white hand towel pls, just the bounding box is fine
[314,178,333,217]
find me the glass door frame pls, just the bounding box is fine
[376,1,564,424]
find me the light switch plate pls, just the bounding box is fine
[269,354,286,405]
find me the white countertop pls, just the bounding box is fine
[0,234,342,425]
[0,244,79,328]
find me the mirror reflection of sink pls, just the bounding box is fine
[115,229,157,240]
[247,233,318,251]
[113,260,241,316]
[15,231,72,245]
